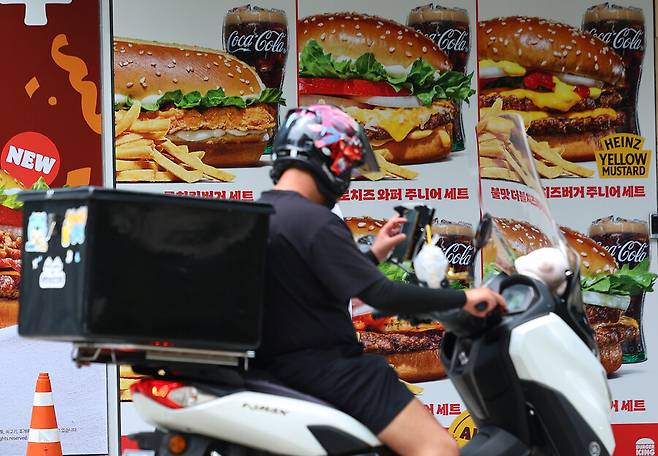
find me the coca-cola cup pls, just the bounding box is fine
[583,4,645,135]
[589,216,650,362]
[432,220,474,286]
[407,4,470,151]
[223,5,289,90]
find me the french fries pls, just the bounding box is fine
[358,150,419,181]
[478,99,594,182]
[114,100,235,183]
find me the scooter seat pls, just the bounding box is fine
[244,369,335,408]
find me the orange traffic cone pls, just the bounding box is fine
[25,372,62,456]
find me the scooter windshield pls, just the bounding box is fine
[478,112,578,280]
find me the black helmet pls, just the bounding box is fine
[270,105,379,205]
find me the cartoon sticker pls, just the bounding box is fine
[61,206,87,248]
[31,255,43,270]
[65,249,73,264]
[39,256,66,289]
[25,211,53,253]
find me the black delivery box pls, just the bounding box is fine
[18,187,273,352]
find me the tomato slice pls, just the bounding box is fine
[352,313,392,332]
[299,78,410,97]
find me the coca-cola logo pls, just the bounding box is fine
[587,27,644,51]
[604,240,648,265]
[428,28,469,52]
[442,243,474,266]
[226,29,287,54]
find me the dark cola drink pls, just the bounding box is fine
[223,5,288,90]
[583,4,645,135]
[408,5,469,151]
[433,220,474,286]
[589,217,650,362]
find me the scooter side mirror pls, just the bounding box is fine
[474,214,493,252]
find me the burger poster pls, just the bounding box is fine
[112,0,297,199]
[0,0,110,455]
[477,0,658,452]
[110,0,658,452]
[297,0,484,434]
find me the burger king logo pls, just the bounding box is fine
[637,438,656,456]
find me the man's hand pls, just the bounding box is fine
[463,288,506,317]
[371,216,407,263]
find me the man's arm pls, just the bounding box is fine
[358,277,505,318]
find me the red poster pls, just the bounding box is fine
[0,0,103,199]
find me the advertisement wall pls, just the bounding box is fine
[111,1,658,454]
[0,0,656,454]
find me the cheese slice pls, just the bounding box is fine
[344,104,447,142]
[566,108,617,119]
[500,77,581,112]
[480,59,527,77]
[620,316,639,329]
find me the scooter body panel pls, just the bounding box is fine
[509,313,615,455]
[132,390,380,456]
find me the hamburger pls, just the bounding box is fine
[354,314,446,383]
[113,39,285,167]
[560,227,656,375]
[483,218,552,276]
[478,16,625,162]
[345,216,446,382]
[298,13,475,165]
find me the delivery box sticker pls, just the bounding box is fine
[39,256,65,289]
[61,206,87,248]
[25,211,54,253]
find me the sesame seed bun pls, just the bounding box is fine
[478,16,625,86]
[483,218,552,266]
[384,349,446,383]
[559,226,618,278]
[298,13,452,72]
[344,216,385,237]
[113,39,264,99]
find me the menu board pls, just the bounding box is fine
[0,1,110,455]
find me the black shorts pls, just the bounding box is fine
[264,350,415,435]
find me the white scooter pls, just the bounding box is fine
[71,114,613,455]
[112,213,613,456]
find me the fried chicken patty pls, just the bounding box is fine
[141,104,277,134]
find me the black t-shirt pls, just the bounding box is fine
[256,190,383,358]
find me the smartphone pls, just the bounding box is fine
[389,205,435,263]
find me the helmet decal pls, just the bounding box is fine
[270,104,380,203]
[305,106,365,177]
